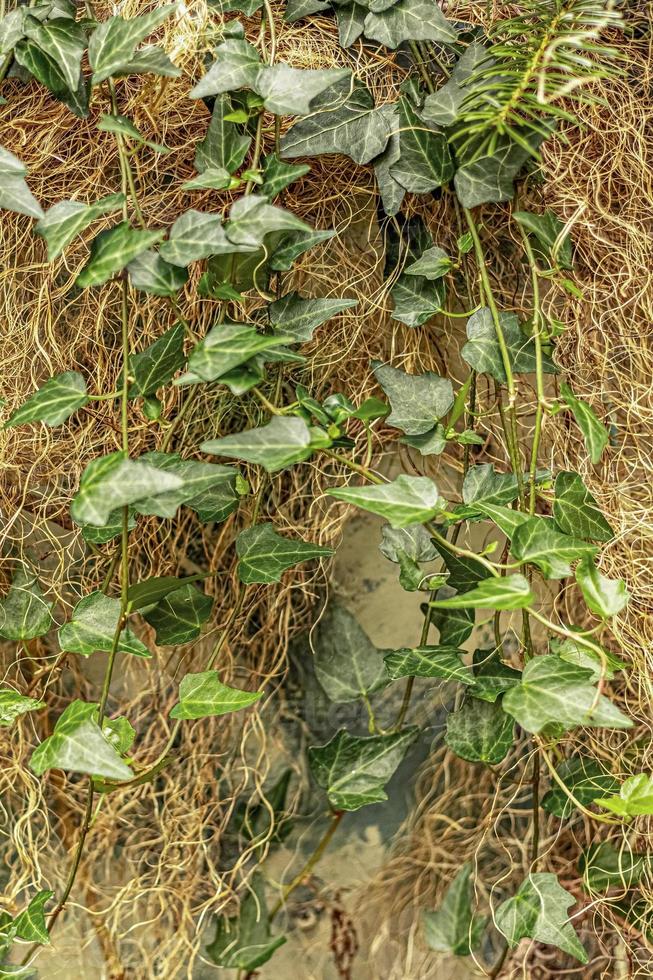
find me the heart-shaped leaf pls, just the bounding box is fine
[445,699,514,764]
[553,471,613,542]
[328,474,441,528]
[70,451,183,527]
[76,222,164,288]
[495,873,588,963]
[372,361,453,435]
[383,646,473,683]
[313,602,387,703]
[129,323,186,396]
[142,583,213,644]
[236,523,333,584]
[59,591,151,658]
[35,192,126,261]
[575,557,629,619]
[169,671,261,719]
[0,688,45,728]
[30,699,133,780]
[269,293,358,342]
[0,569,53,641]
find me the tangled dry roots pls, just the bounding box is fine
[0,0,651,977]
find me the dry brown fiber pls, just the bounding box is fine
[0,0,651,977]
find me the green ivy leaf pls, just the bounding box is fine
[560,383,609,465]
[30,699,133,780]
[113,44,180,80]
[312,602,387,702]
[372,361,453,435]
[236,523,333,584]
[308,727,418,811]
[260,154,309,197]
[132,452,237,519]
[0,146,43,219]
[553,471,613,542]
[454,464,525,522]
[188,38,261,99]
[13,890,53,945]
[142,583,213,645]
[160,209,245,266]
[328,474,441,528]
[22,15,86,93]
[541,756,619,819]
[513,210,572,270]
[281,80,392,165]
[58,591,151,658]
[14,37,90,117]
[429,574,534,610]
[373,118,405,216]
[580,842,649,893]
[431,539,491,593]
[420,78,466,127]
[76,221,164,288]
[379,523,438,563]
[97,114,170,154]
[422,864,486,957]
[469,649,521,703]
[269,292,358,342]
[184,321,295,383]
[495,873,588,964]
[462,307,556,383]
[269,228,336,271]
[286,0,330,22]
[225,194,311,249]
[0,688,45,727]
[511,517,597,579]
[446,699,514,764]
[35,192,126,261]
[0,569,53,641]
[129,323,185,396]
[383,645,473,684]
[70,451,183,527]
[194,95,251,175]
[575,557,629,619]
[206,873,286,971]
[5,371,88,427]
[126,574,208,611]
[88,6,177,84]
[593,773,653,818]
[103,715,136,756]
[399,425,447,457]
[428,603,475,648]
[169,670,261,720]
[388,97,453,193]
[201,415,314,474]
[549,634,626,682]
[182,167,235,191]
[403,245,453,280]
[502,654,632,734]
[454,138,531,209]
[363,0,457,48]
[390,273,445,328]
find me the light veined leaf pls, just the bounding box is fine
[169,670,261,720]
[0,569,53,641]
[194,95,251,176]
[541,756,619,819]
[312,602,387,703]
[58,591,151,658]
[260,154,310,198]
[14,37,90,117]
[580,841,650,893]
[269,292,358,343]
[128,323,186,396]
[383,646,473,684]
[13,890,53,945]
[473,502,530,541]
[431,539,491,593]
[286,0,330,21]
[429,574,533,610]
[560,383,609,465]
[183,321,295,383]
[182,167,235,191]
[502,654,632,734]
[429,603,475,648]
[594,774,653,818]
[403,245,453,280]
[379,523,438,563]
[0,9,26,57]
[188,37,261,99]
[281,80,393,166]
[470,649,521,703]
[388,97,453,193]
[201,415,314,474]
[454,463,526,521]
[76,222,164,288]
[462,307,556,383]
[0,688,45,727]
[373,117,405,216]
[132,451,237,519]
[22,15,85,92]
[511,517,597,579]
[328,474,441,528]
[513,210,572,270]
[0,145,43,219]
[420,78,466,127]
[454,138,531,209]
[446,699,514,764]
[423,864,486,957]
[372,360,453,435]
[159,209,247,267]
[553,471,613,542]
[30,699,133,780]
[70,451,183,527]
[363,0,457,48]
[97,114,170,154]
[495,873,588,964]
[269,228,336,271]
[308,726,418,811]
[103,715,136,756]
[206,873,286,971]
[142,583,213,645]
[575,557,629,619]
[236,523,333,584]
[5,371,88,427]
[400,425,447,457]
[225,194,311,249]
[549,634,626,683]
[390,273,445,328]
[127,573,208,611]
[35,192,126,261]
[88,5,177,84]
[115,44,180,79]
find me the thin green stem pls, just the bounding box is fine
[269,810,345,921]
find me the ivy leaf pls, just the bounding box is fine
[403,245,453,280]
[313,602,387,703]
[142,583,213,645]
[580,842,649,893]
[97,114,170,154]
[22,15,85,92]
[383,646,473,684]
[255,63,351,116]
[115,44,180,80]
[541,756,619,819]
[470,649,521,703]
[511,517,597,579]
[59,591,151,658]
[260,154,310,198]
[0,146,43,219]
[13,890,54,945]
[423,864,485,957]
[363,0,457,48]
[373,121,405,216]
[454,464,524,521]
[188,475,241,523]
[462,307,556,383]
[236,523,333,584]
[128,323,185,397]
[103,715,136,756]
[495,873,588,964]
[286,0,330,22]
[132,452,237,519]
[182,167,234,191]
[76,221,164,288]
[225,195,311,249]
[188,38,261,99]
[390,274,445,328]
[379,523,437,563]
[5,371,88,427]
[420,78,466,128]
[549,634,626,683]
[14,37,90,117]
[169,671,261,720]
[281,80,393,166]
[88,6,177,84]
[0,569,53,641]
[328,474,441,528]
[432,539,491,593]
[127,574,207,611]
[184,321,295,383]
[70,451,182,526]
[400,425,447,457]
[194,95,251,175]
[552,471,613,543]
[269,227,336,271]
[308,727,418,811]
[429,574,533,611]
[269,292,358,342]
[454,138,531,209]
[35,192,126,261]
[560,383,609,465]
[502,655,632,734]
[30,699,133,780]
[372,361,453,435]
[0,688,45,727]
[575,557,629,619]
[201,416,314,474]
[388,97,453,193]
[446,699,514,764]
[160,209,245,266]
[206,874,285,971]
[513,210,572,270]
[429,604,475,648]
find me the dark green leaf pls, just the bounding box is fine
[429,603,475,647]
[470,649,521,703]
[575,557,629,619]
[462,307,556,383]
[169,670,261,720]
[511,517,597,579]
[455,463,524,521]
[541,756,619,819]
[363,0,457,48]
[495,873,587,963]
[580,842,649,893]
[553,471,613,542]
[373,118,405,216]
[194,95,251,175]
[372,360,452,436]
[236,523,333,584]
[132,452,237,519]
[5,371,88,427]
[201,415,314,474]
[13,890,53,945]
[0,146,43,218]
[423,864,485,956]
[23,15,85,91]
[269,228,336,271]
[560,383,609,465]
[388,97,453,193]
[97,113,170,154]
[269,292,357,342]
[383,645,473,683]
[76,221,163,288]
[128,324,185,396]
[261,153,309,197]
[403,245,453,280]
[30,699,133,780]
[445,699,514,764]
[313,602,387,702]
[454,138,531,209]
[127,574,208,611]
[286,0,329,21]
[58,590,151,658]
[206,874,285,971]
[390,273,445,328]
[184,321,295,383]
[88,6,177,84]
[142,583,213,645]
[0,569,53,641]
[513,209,572,270]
